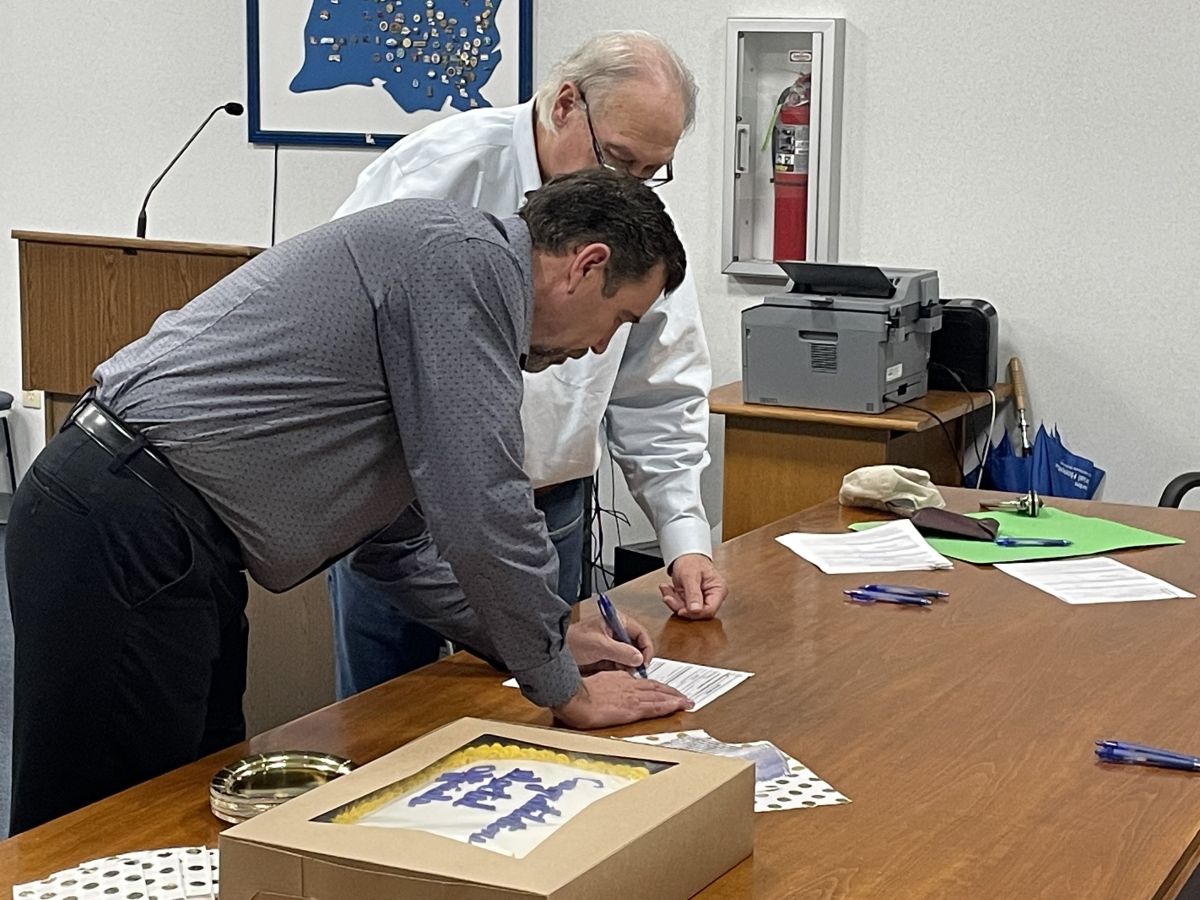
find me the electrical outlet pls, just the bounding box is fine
[21,389,43,410]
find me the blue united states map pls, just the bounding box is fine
[290,0,503,113]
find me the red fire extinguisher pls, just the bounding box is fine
[771,69,811,262]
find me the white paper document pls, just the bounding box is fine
[775,519,954,575]
[642,658,753,710]
[996,556,1196,605]
[504,657,752,711]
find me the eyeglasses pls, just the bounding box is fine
[578,89,673,189]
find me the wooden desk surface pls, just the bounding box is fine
[4,490,1200,899]
[710,380,1012,432]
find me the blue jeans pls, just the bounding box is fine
[328,478,586,699]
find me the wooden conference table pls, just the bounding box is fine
[5,489,1200,898]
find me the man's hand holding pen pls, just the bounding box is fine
[555,596,692,728]
[566,611,651,675]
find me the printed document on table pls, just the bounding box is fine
[643,658,753,710]
[504,658,752,711]
[996,556,1196,604]
[775,519,954,575]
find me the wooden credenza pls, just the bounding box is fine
[711,380,1012,538]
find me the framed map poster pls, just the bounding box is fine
[247,0,534,147]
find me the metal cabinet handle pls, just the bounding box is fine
[734,123,751,174]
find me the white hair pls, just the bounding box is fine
[534,31,698,134]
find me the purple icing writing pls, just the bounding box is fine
[524,776,604,801]
[468,794,562,844]
[452,768,540,811]
[408,765,496,806]
[467,777,607,846]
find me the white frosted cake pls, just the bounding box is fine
[324,742,653,859]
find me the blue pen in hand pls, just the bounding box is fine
[596,593,648,679]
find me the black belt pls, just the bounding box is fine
[70,400,217,531]
[534,478,586,499]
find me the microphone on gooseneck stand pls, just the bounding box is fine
[136,101,244,239]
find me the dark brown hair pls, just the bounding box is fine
[519,168,686,297]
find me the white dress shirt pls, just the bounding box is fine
[335,101,714,565]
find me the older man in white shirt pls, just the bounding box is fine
[328,30,727,698]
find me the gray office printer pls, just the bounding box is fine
[741,262,942,413]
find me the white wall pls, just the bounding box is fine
[580,0,1200,539]
[0,4,370,483]
[3,0,1200,522]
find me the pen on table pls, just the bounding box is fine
[843,589,932,607]
[859,584,949,598]
[596,592,648,678]
[994,537,1073,547]
[1097,739,1191,757]
[1095,740,1200,771]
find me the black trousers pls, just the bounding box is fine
[5,423,248,834]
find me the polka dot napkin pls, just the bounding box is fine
[624,729,851,812]
[11,846,219,900]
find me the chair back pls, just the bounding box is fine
[1158,473,1200,508]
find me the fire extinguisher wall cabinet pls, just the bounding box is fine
[721,18,845,278]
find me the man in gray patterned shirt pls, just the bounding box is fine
[3,170,691,834]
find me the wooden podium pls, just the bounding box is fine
[14,231,262,437]
[12,230,336,734]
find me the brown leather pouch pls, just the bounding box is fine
[886,501,999,541]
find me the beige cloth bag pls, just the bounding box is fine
[838,465,946,512]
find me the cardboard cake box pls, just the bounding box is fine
[219,717,754,900]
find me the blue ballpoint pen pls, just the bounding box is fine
[859,584,949,598]
[994,537,1073,547]
[596,593,648,678]
[1096,746,1200,772]
[844,590,932,607]
[1097,739,1190,757]
[1096,740,1200,767]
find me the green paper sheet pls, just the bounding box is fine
[849,508,1184,564]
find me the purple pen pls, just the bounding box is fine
[859,584,948,598]
[597,593,649,678]
[844,590,932,607]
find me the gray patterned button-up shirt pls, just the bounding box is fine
[94,199,579,707]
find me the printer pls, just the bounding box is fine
[741,262,942,414]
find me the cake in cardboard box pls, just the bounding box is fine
[315,736,667,859]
